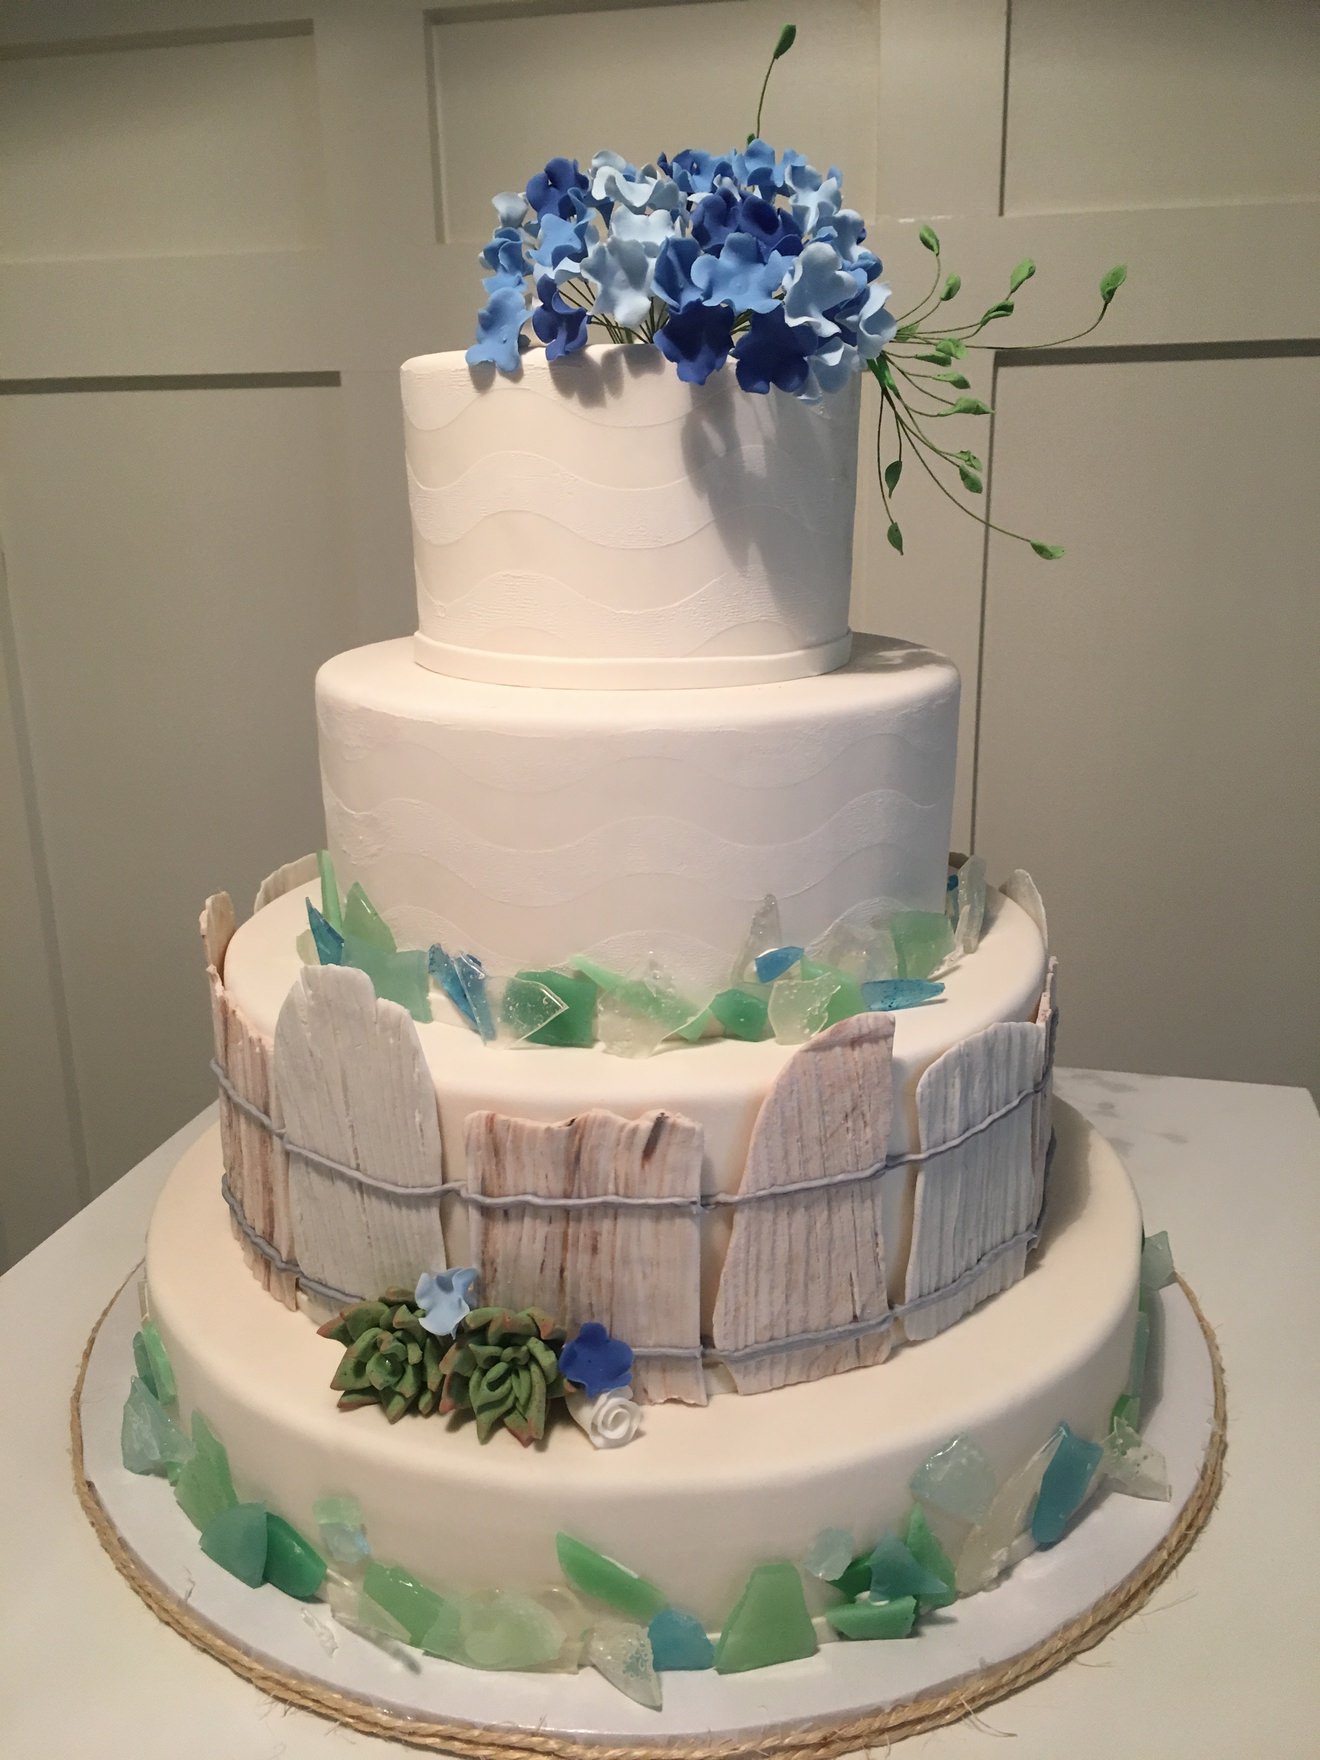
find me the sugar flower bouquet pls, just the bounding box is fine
[466,26,1124,558]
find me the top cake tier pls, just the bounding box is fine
[403,343,861,689]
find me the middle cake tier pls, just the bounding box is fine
[317,634,960,972]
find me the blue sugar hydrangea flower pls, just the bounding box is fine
[733,306,818,395]
[690,185,739,251]
[853,278,898,359]
[491,190,529,228]
[652,235,704,311]
[818,208,869,263]
[526,156,589,222]
[655,302,736,383]
[733,194,803,260]
[530,213,595,277]
[782,241,862,336]
[732,137,780,198]
[559,1322,634,1398]
[799,336,861,400]
[481,226,532,283]
[415,1266,480,1337]
[591,157,681,216]
[690,233,792,314]
[581,236,657,329]
[774,147,810,192]
[466,285,529,372]
[532,277,590,360]
[662,148,736,194]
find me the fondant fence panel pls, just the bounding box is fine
[254,851,319,916]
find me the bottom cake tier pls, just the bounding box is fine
[148,1101,1140,1630]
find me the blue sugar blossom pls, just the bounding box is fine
[526,156,590,221]
[481,226,532,282]
[466,285,529,372]
[610,207,679,252]
[559,1322,634,1398]
[530,213,596,277]
[532,277,590,360]
[661,148,736,194]
[591,157,681,215]
[652,235,704,311]
[853,278,898,359]
[818,208,869,264]
[415,1266,480,1337]
[581,235,659,329]
[782,241,861,335]
[732,137,780,198]
[492,190,529,228]
[733,194,802,260]
[774,147,810,192]
[655,303,736,383]
[733,306,818,394]
[799,336,861,400]
[690,185,739,251]
[690,233,792,314]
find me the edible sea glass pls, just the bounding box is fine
[901,1505,957,1608]
[955,1429,1062,1594]
[709,986,771,1042]
[648,1607,715,1671]
[827,1555,874,1600]
[451,1590,571,1671]
[136,1320,176,1405]
[800,958,866,1026]
[955,855,987,954]
[1099,1419,1172,1501]
[317,849,343,932]
[173,1411,237,1531]
[264,1514,327,1599]
[1031,1424,1103,1547]
[800,1527,855,1582]
[508,970,595,1047]
[428,942,478,1029]
[199,1501,268,1587]
[555,1533,666,1624]
[1140,1230,1176,1291]
[362,1561,447,1645]
[121,1377,193,1478]
[767,972,839,1043]
[573,956,703,1039]
[867,1532,953,1603]
[342,882,394,950]
[312,1495,371,1573]
[826,1596,917,1640]
[342,937,431,1022]
[1126,1307,1151,1400]
[733,894,783,983]
[713,1561,817,1675]
[453,952,495,1039]
[587,1620,663,1708]
[306,900,345,966]
[910,1432,996,1525]
[862,978,945,1012]
[891,911,955,980]
[754,945,804,984]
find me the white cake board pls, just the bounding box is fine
[75,1261,1221,1753]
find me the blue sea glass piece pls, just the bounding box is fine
[342,881,395,951]
[317,850,343,932]
[306,900,345,965]
[342,937,431,1023]
[862,978,945,1012]
[648,1607,715,1671]
[866,1532,954,1603]
[453,952,495,1040]
[1031,1423,1103,1547]
[754,945,804,984]
[429,942,479,1029]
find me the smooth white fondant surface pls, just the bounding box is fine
[403,345,861,688]
[219,881,1047,1315]
[317,634,960,974]
[147,1104,1141,1631]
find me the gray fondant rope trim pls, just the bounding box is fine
[218,1176,358,1310]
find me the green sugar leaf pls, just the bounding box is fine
[918,224,940,255]
[940,273,961,301]
[883,458,902,495]
[914,351,952,366]
[1100,264,1128,304]
[981,299,1015,322]
[958,465,983,495]
[937,336,967,359]
[935,371,971,389]
[1009,258,1036,294]
[946,396,992,417]
[955,449,983,470]
[886,521,904,555]
[746,131,755,146]
[773,22,797,57]
[1031,542,1066,560]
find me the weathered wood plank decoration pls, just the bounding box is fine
[254,852,319,915]
[201,892,298,1309]
[903,1019,1043,1342]
[464,1108,706,1406]
[273,964,447,1307]
[1032,957,1059,1210]
[711,1013,896,1394]
[1000,868,1048,951]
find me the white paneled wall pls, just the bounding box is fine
[0,0,1316,1267]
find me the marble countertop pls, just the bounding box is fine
[2,1069,1317,1759]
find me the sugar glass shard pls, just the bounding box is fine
[353,1586,414,1645]
[508,969,596,1047]
[946,870,960,921]
[137,1320,176,1405]
[807,898,900,982]
[573,955,703,1036]
[454,952,496,1040]
[901,1505,957,1608]
[862,978,945,1012]
[199,1501,269,1587]
[732,894,782,983]
[709,985,771,1042]
[317,849,343,932]
[555,1533,666,1624]
[459,1590,573,1671]
[800,1527,854,1582]
[648,1607,714,1671]
[867,1532,953,1603]
[827,1555,873,1599]
[799,958,865,1026]
[767,972,839,1044]
[313,1495,371,1572]
[121,1377,193,1477]
[264,1513,327,1599]
[754,944,804,984]
[1031,1423,1104,1548]
[174,1411,237,1531]
[132,1332,157,1400]
[586,1619,663,1709]
[362,1561,447,1646]
[428,942,479,1030]
[1141,1230,1176,1291]
[417,1597,465,1659]
[891,911,955,980]
[1126,1307,1151,1400]
[342,937,431,1023]
[306,900,345,965]
[955,1429,1062,1594]
[713,1561,817,1675]
[342,881,395,950]
[955,855,987,955]
[1099,1419,1172,1501]
[296,928,316,964]
[909,1432,996,1524]
[494,974,571,1046]
[826,1596,917,1640]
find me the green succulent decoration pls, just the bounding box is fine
[319,1289,445,1423]
[437,1306,567,1447]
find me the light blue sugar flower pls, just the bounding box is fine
[581,235,660,329]
[783,241,861,335]
[531,212,596,275]
[775,147,810,192]
[854,278,898,359]
[592,160,682,215]
[480,225,532,282]
[733,137,780,197]
[466,285,529,372]
[819,209,869,263]
[415,1266,480,1337]
[690,233,792,313]
[492,190,529,228]
[609,206,679,252]
[791,171,843,237]
[799,336,861,400]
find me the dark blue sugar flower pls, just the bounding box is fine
[733,306,819,394]
[652,235,704,311]
[663,148,737,194]
[691,185,739,251]
[481,225,532,282]
[655,303,736,383]
[691,233,792,314]
[526,156,590,222]
[466,285,528,372]
[531,277,589,360]
[733,194,803,260]
[560,1322,634,1398]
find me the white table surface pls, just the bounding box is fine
[3,1069,1318,1759]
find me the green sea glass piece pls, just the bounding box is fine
[317,850,343,932]
[306,900,345,965]
[137,1320,176,1405]
[312,1496,371,1572]
[826,1596,917,1640]
[573,957,703,1041]
[648,1607,715,1671]
[767,973,839,1043]
[264,1514,326,1599]
[910,1432,996,1524]
[417,1597,465,1658]
[121,1377,193,1477]
[353,1584,413,1644]
[362,1561,447,1646]
[174,1411,237,1531]
[891,911,955,980]
[199,1501,268,1587]
[132,1332,156,1398]
[800,1527,854,1582]
[867,1532,953,1603]
[1140,1230,1176,1291]
[509,970,596,1047]
[827,1554,873,1599]
[586,1619,663,1708]
[1100,1419,1172,1501]
[460,1590,570,1671]
[713,1561,818,1675]
[955,1429,1062,1594]
[902,1505,957,1608]
[1111,1390,1141,1430]
[799,958,866,1026]
[342,937,431,1023]
[342,881,395,950]
[709,986,770,1042]
[1126,1306,1151,1400]
[555,1533,666,1623]
[1031,1424,1104,1547]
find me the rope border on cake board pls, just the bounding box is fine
[72,1271,1226,1760]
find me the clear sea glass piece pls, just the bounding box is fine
[574,956,702,1034]
[946,870,960,922]
[174,1411,237,1531]
[493,975,570,1046]
[800,958,866,1026]
[891,911,956,980]
[901,1505,957,1608]
[1141,1230,1176,1291]
[454,952,495,1040]
[800,1527,855,1582]
[362,1562,447,1646]
[199,1501,268,1587]
[732,894,782,983]
[648,1607,715,1671]
[768,973,840,1044]
[342,881,394,950]
[909,1432,996,1524]
[317,850,343,932]
[955,1429,1062,1594]
[264,1513,327,1599]
[754,944,804,984]
[296,928,316,965]
[713,1561,818,1675]
[867,1532,954,1603]
[428,942,478,1030]
[826,1596,917,1640]
[709,986,771,1042]
[306,900,345,966]
[1099,1419,1172,1501]
[312,1496,371,1573]
[955,855,987,954]
[458,1590,573,1671]
[586,1619,663,1708]
[342,937,432,1023]
[595,990,674,1059]
[862,978,945,1012]
[121,1377,193,1477]
[555,1533,666,1623]
[506,970,595,1047]
[1031,1423,1104,1548]
[352,1586,414,1646]
[1126,1307,1151,1400]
